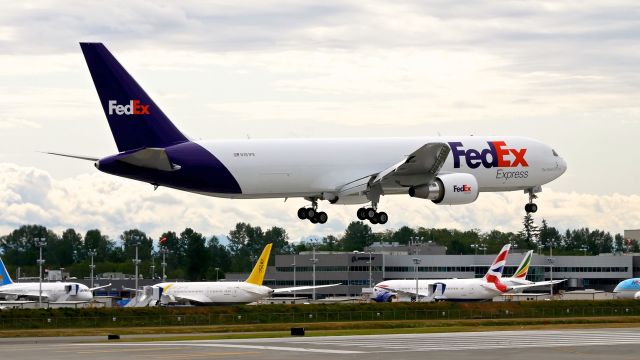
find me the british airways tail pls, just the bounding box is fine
[483,244,511,292]
[0,257,14,286]
[80,43,188,152]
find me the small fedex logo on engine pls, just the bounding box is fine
[453,184,472,193]
[108,100,150,115]
[449,141,528,169]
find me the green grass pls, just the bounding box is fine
[2,316,640,340]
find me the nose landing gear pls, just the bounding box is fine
[525,187,540,213]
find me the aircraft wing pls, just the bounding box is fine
[376,285,431,298]
[170,293,212,304]
[337,142,450,199]
[90,283,112,291]
[272,283,342,294]
[507,279,567,291]
[372,142,450,187]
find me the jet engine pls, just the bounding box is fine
[409,173,479,205]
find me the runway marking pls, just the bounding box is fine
[73,342,364,354]
[57,347,189,354]
[70,329,640,354]
[139,351,260,359]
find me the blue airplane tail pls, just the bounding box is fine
[0,257,14,286]
[80,43,189,152]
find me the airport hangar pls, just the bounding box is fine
[225,242,640,299]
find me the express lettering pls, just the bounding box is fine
[449,141,528,169]
[496,169,529,183]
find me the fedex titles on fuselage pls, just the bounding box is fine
[449,141,529,183]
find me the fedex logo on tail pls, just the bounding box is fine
[108,100,150,115]
[449,141,528,169]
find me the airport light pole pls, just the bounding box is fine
[548,239,555,297]
[35,237,47,308]
[291,256,296,299]
[366,251,373,292]
[410,236,423,255]
[88,249,96,289]
[150,253,156,279]
[310,244,318,301]
[132,236,141,296]
[412,258,421,302]
[160,247,167,280]
[580,245,588,256]
[215,267,220,281]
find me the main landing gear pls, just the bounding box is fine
[525,188,539,214]
[297,198,328,224]
[356,206,388,225]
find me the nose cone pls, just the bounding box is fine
[559,157,567,175]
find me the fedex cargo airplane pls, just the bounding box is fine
[49,43,567,224]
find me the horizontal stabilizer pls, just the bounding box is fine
[43,151,99,161]
[117,148,181,171]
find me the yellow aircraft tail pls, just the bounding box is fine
[245,243,272,285]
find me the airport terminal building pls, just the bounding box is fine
[226,244,640,298]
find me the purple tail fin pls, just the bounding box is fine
[80,43,188,152]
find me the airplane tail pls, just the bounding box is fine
[483,244,511,292]
[513,250,533,279]
[245,243,273,286]
[0,257,14,286]
[79,43,189,152]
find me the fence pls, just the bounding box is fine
[0,306,638,330]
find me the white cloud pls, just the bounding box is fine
[0,163,636,243]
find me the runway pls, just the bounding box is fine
[4,328,640,360]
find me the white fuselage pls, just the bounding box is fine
[157,281,273,305]
[196,136,566,200]
[375,278,500,302]
[0,282,93,302]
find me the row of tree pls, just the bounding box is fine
[0,216,636,281]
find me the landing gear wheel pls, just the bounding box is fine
[305,208,316,219]
[317,212,328,224]
[377,212,388,224]
[309,216,318,224]
[357,208,366,220]
[370,216,378,224]
[297,207,307,220]
[525,203,538,213]
[365,208,377,220]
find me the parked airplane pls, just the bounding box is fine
[372,244,513,302]
[373,244,565,302]
[613,278,640,299]
[0,257,108,302]
[134,243,339,306]
[47,43,567,225]
[501,250,566,291]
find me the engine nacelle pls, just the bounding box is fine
[409,173,479,205]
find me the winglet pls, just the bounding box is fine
[0,257,14,286]
[513,250,533,279]
[245,243,272,285]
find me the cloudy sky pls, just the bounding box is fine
[1,1,639,242]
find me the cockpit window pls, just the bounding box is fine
[552,149,559,157]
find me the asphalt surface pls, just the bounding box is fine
[2,328,640,360]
